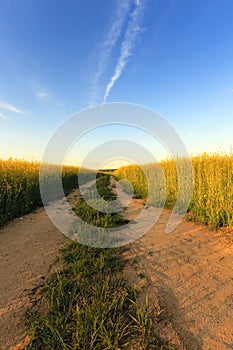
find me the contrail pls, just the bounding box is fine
[90,0,131,106]
[103,0,146,104]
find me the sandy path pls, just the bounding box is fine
[0,184,91,350]
[122,201,233,350]
[0,207,70,350]
[1,177,233,350]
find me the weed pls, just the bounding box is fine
[24,175,172,350]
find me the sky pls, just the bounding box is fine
[0,0,233,168]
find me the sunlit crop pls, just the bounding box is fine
[114,152,233,229]
[0,158,92,227]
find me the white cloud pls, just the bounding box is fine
[90,0,131,105]
[37,92,48,99]
[0,112,11,120]
[0,101,23,114]
[36,91,49,101]
[103,0,146,104]
[35,89,62,106]
[30,78,62,105]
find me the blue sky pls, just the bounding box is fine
[0,0,233,166]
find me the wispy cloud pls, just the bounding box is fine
[30,78,62,106]
[90,0,131,105]
[36,91,49,102]
[103,0,146,104]
[35,88,62,106]
[0,112,11,121]
[0,101,23,114]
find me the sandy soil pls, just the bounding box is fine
[1,179,233,349]
[0,187,85,350]
[0,207,69,350]
[122,200,233,350]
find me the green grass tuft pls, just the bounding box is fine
[24,175,174,350]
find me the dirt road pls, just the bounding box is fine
[0,207,69,350]
[1,182,233,349]
[122,200,233,350]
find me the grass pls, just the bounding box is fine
[24,174,173,350]
[4,153,233,348]
[0,158,94,227]
[3,152,233,230]
[96,173,117,201]
[69,174,129,247]
[4,153,233,347]
[114,152,233,230]
[25,243,150,349]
